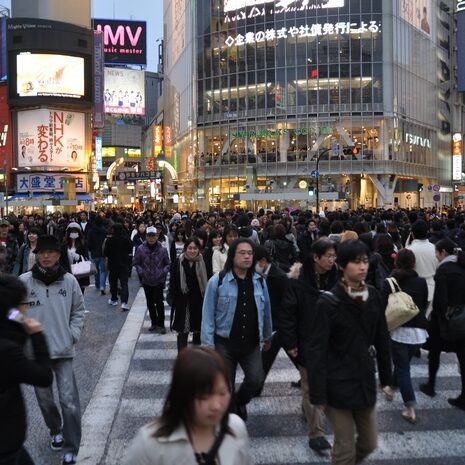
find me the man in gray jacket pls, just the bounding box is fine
[19,235,85,465]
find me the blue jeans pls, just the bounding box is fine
[34,359,81,455]
[391,340,418,407]
[214,336,264,406]
[92,257,107,291]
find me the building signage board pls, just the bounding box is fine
[231,126,332,138]
[93,19,147,66]
[104,67,145,115]
[102,147,116,157]
[16,173,88,192]
[95,135,103,171]
[93,31,105,129]
[117,170,162,181]
[453,133,463,181]
[225,20,381,47]
[124,148,142,157]
[17,109,86,168]
[457,1,465,91]
[153,125,162,155]
[399,0,432,37]
[0,17,7,81]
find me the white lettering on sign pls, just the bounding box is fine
[0,124,7,147]
[405,132,431,149]
[224,0,343,12]
[95,24,143,47]
[457,1,465,13]
[453,155,463,180]
[225,20,380,46]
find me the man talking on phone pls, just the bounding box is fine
[19,235,85,465]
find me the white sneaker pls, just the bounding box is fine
[108,299,118,306]
[51,433,64,450]
[121,303,130,311]
[62,452,77,464]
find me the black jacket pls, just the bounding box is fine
[429,255,465,351]
[307,284,392,409]
[86,225,108,258]
[380,270,429,330]
[266,238,298,273]
[280,261,339,366]
[104,234,133,272]
[0,319,52,458]
[264,264,289,331]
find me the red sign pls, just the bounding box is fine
[0,84,12,187]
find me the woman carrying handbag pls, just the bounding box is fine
[381,249,428,424]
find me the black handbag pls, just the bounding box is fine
[440,304,465,342]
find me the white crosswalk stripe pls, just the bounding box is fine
[104,305,465,465]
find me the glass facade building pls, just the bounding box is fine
[162,0,464,210]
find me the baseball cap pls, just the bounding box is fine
[146,226,158,235]
[0,219,9,227]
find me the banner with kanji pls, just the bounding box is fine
[16,173,88,193]
[17,109,86,168]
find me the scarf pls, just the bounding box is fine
[340,278,369,303]
[32,263,66,286]
[438,254,458,268]
[179,253,208,296]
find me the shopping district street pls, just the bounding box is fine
[19,274,465,465]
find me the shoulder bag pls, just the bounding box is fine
[439,304,465,342]
[385,277,419,331]
[71,257,97,279]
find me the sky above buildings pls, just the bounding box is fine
[1,0,164,72]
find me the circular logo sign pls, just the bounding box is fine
[432,184,441,192]
[433,194,441,202]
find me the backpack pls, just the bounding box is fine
[384,277,420,331]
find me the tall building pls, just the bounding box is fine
[162,0,465,211]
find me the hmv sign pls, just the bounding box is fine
[93,19,147,66]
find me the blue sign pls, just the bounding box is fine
[311,169,319,179]
[457,4,465,91]
[95,136,103,171]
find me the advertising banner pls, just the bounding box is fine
[95,135,103,171]
[399,0,432,36]
[0,84,12,181]
[457,1,465,91]
[93,19,147,66]
[16,53,85,98]
[0,17,6,81]
[17,109,86,168]
[94,31,105,128]
[153,125,162,155]
[16,173,88,193]
[104,67,145,115]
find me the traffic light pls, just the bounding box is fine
[351,147,359,155]
[308,186,315,196]
[417,183,424,192]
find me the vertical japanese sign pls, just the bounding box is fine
[457,1,465,91]
[94,31,105,128]
[452,132,463,181]
[95,135,103,171]
[153,125,162,155]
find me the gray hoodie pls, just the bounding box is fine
[19,271,86,359]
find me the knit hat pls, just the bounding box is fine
[66,222,81,231]
[34,235,61,253]
[251,219,260,227]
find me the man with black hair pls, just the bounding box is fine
[19,235,85,465]
[254,245,297,390]
[281,238,339,454]
[201,238,272,421]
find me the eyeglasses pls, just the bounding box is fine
[236,250,254,256]
[322,254,337,260]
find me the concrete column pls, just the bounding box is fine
[279,131,289,162]
[369,174,397,208]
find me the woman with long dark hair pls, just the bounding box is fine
[168,237,208,352]
[203,229,222,279]
[13,227,41,276]
[60,222,90,294]
[212,224,238,274]
[123,347,251,465]
[381,249,428,424]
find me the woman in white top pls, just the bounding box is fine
[212,225,238,275]
[123,347,251,465]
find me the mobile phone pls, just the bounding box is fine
[7,308,24,323]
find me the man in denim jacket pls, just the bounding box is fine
[201,238,272,421]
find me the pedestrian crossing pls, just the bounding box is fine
[103,306,465,465]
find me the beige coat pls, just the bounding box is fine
[122,414,251,465]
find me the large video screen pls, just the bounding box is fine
[104,67,145,115]
[16,53,85,98]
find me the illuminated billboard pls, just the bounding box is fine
[224,0,344,13]
[17,109,86,168]
[93,19,147,66]
[16,53,85,98]
[399,0,432,36]
[453,133,463,181]
[104,67,145,115]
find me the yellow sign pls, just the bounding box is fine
[153,125,162,155]
[124,148,142,157]
[102,147,116,157]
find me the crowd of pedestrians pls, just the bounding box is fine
[1,205,465,465]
